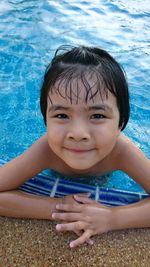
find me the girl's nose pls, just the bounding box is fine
[66,122,91,141]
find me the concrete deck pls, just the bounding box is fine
[0,217,150,267]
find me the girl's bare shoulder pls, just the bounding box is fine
[0,134,53,191]
[19,133,55,169]
[115,133,148,162]
[115,133,150,192]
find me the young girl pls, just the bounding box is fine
[0,45,150,248]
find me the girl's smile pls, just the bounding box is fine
[46,83,121,171]
[64,148,95,153]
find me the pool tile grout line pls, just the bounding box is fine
[0,159,148,206]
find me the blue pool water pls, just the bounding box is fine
[0,0,149,192]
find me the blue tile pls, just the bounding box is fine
[0,159,149,206]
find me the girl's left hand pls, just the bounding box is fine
[52,195,113,248]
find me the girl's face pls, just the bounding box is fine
[46,80,121,173]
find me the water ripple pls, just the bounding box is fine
[0,0,149,191]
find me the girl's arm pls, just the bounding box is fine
[112,134,150,229]
[111,197,150,231]
[0,134,51,191]
[0,190,62,220]
[0,134,62,219]
[117,134,150,193]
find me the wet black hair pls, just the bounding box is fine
[40,45,130,130]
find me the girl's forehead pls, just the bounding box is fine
[50,72,107,99]
[48,74,111,104]
[47,88,117,109]
[47,71,118,109]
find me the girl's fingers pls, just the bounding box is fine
[74,195,94,204]
[56,221,83,232]
[86,238,94,245]
[56,224,94,246]
[74,229,82,236]
[69,230,93,248]
[55,194,92,213]
[74,230,94,246]
[52,212,81,221]
[75,192,91,197]
[56,222,94,247]
[55,203,82,212]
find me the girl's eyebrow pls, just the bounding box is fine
[48,104,113,113]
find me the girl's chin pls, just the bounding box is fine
[64,161,96,173]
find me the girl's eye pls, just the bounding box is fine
[54,114,68,119]
[91,114,106,119]
[53,114,106,120]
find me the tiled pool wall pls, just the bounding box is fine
[0,159,148,206]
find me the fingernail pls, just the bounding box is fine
[52,213,55,219]
[56,224,61,231]
[73,195,79,200]
[74,195,79,198]
[70,242,74,248]
[74,195,82,203]
[77,192,91,196]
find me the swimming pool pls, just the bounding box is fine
[0,0,149,193]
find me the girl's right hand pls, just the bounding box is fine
[56,192,94,246]
[61,192,91,205]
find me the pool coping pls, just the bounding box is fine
[0,159,148,206]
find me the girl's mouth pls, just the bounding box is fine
[65,148,94,154]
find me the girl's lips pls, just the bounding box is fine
[65,148,94,153]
